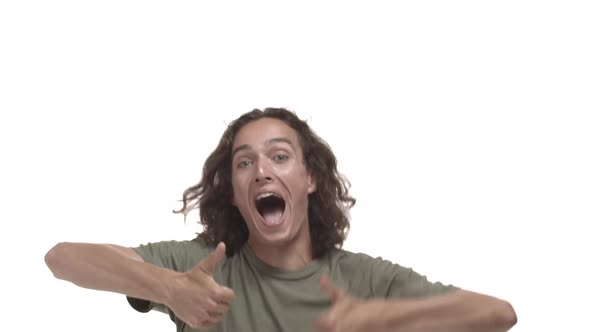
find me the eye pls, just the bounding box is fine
[273,154,289,162]
[237,160,253,168]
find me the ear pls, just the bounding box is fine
[307,173,317,194]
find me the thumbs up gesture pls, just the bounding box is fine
[315,274,389,332]
[165,242,235,329]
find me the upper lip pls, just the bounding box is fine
[253,190,284,201]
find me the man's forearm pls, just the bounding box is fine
[45,242,176,305]
[378,290,517,332]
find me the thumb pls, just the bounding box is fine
[196,242,226,275]
[320,273,346,303]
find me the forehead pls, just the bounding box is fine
[233,118,301,151]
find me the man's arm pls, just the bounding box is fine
[45,242,174,303]
[44,241,235,329]
[377,289,517,332]
[316,275,516,332]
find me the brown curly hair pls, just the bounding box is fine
[174,107,356,258]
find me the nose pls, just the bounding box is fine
[255,159,274,183]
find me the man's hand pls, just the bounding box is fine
[165,242,235,330]
[315,274,388,332]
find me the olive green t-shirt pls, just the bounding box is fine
[127,238,458,332]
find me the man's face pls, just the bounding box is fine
[231,118,316,248]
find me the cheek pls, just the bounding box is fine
[231,174,250,203]
[288,168,312,193]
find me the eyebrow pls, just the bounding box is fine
[232,137,295,158]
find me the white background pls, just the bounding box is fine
[1,1,589,331]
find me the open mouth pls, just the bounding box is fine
[255,192,286,226]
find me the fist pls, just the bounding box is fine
[315,274,388,332]
[166,242,235,329]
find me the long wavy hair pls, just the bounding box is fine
[174,107,356,258]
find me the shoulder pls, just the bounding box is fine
[134,236,213,256]
[327,248,406,284]
[326,248,458,298]
[132,236,215,271]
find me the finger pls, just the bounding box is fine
[316,297,351,330]
[315,312,332,332]
[200,320,215,330]
[201,304,223,328]
[185,308,210,328]
[207,310,225,320]
[197,242,226,275]
[315,307,345,332]
[314,317,331,332]
[320,273,346,303]
[204,297,230,316]
[211,300,230,314]
[212,286,236,304]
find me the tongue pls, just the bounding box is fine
[261,206,283,226]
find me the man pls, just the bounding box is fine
[45,107,517,332]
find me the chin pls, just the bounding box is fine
[253,221,294,245]
[249,216,305,248]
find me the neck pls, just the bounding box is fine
[247,225,313,270]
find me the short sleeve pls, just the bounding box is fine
[126,237,213,315]
[368,256,459,298]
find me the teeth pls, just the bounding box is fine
[256,192,279,200]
